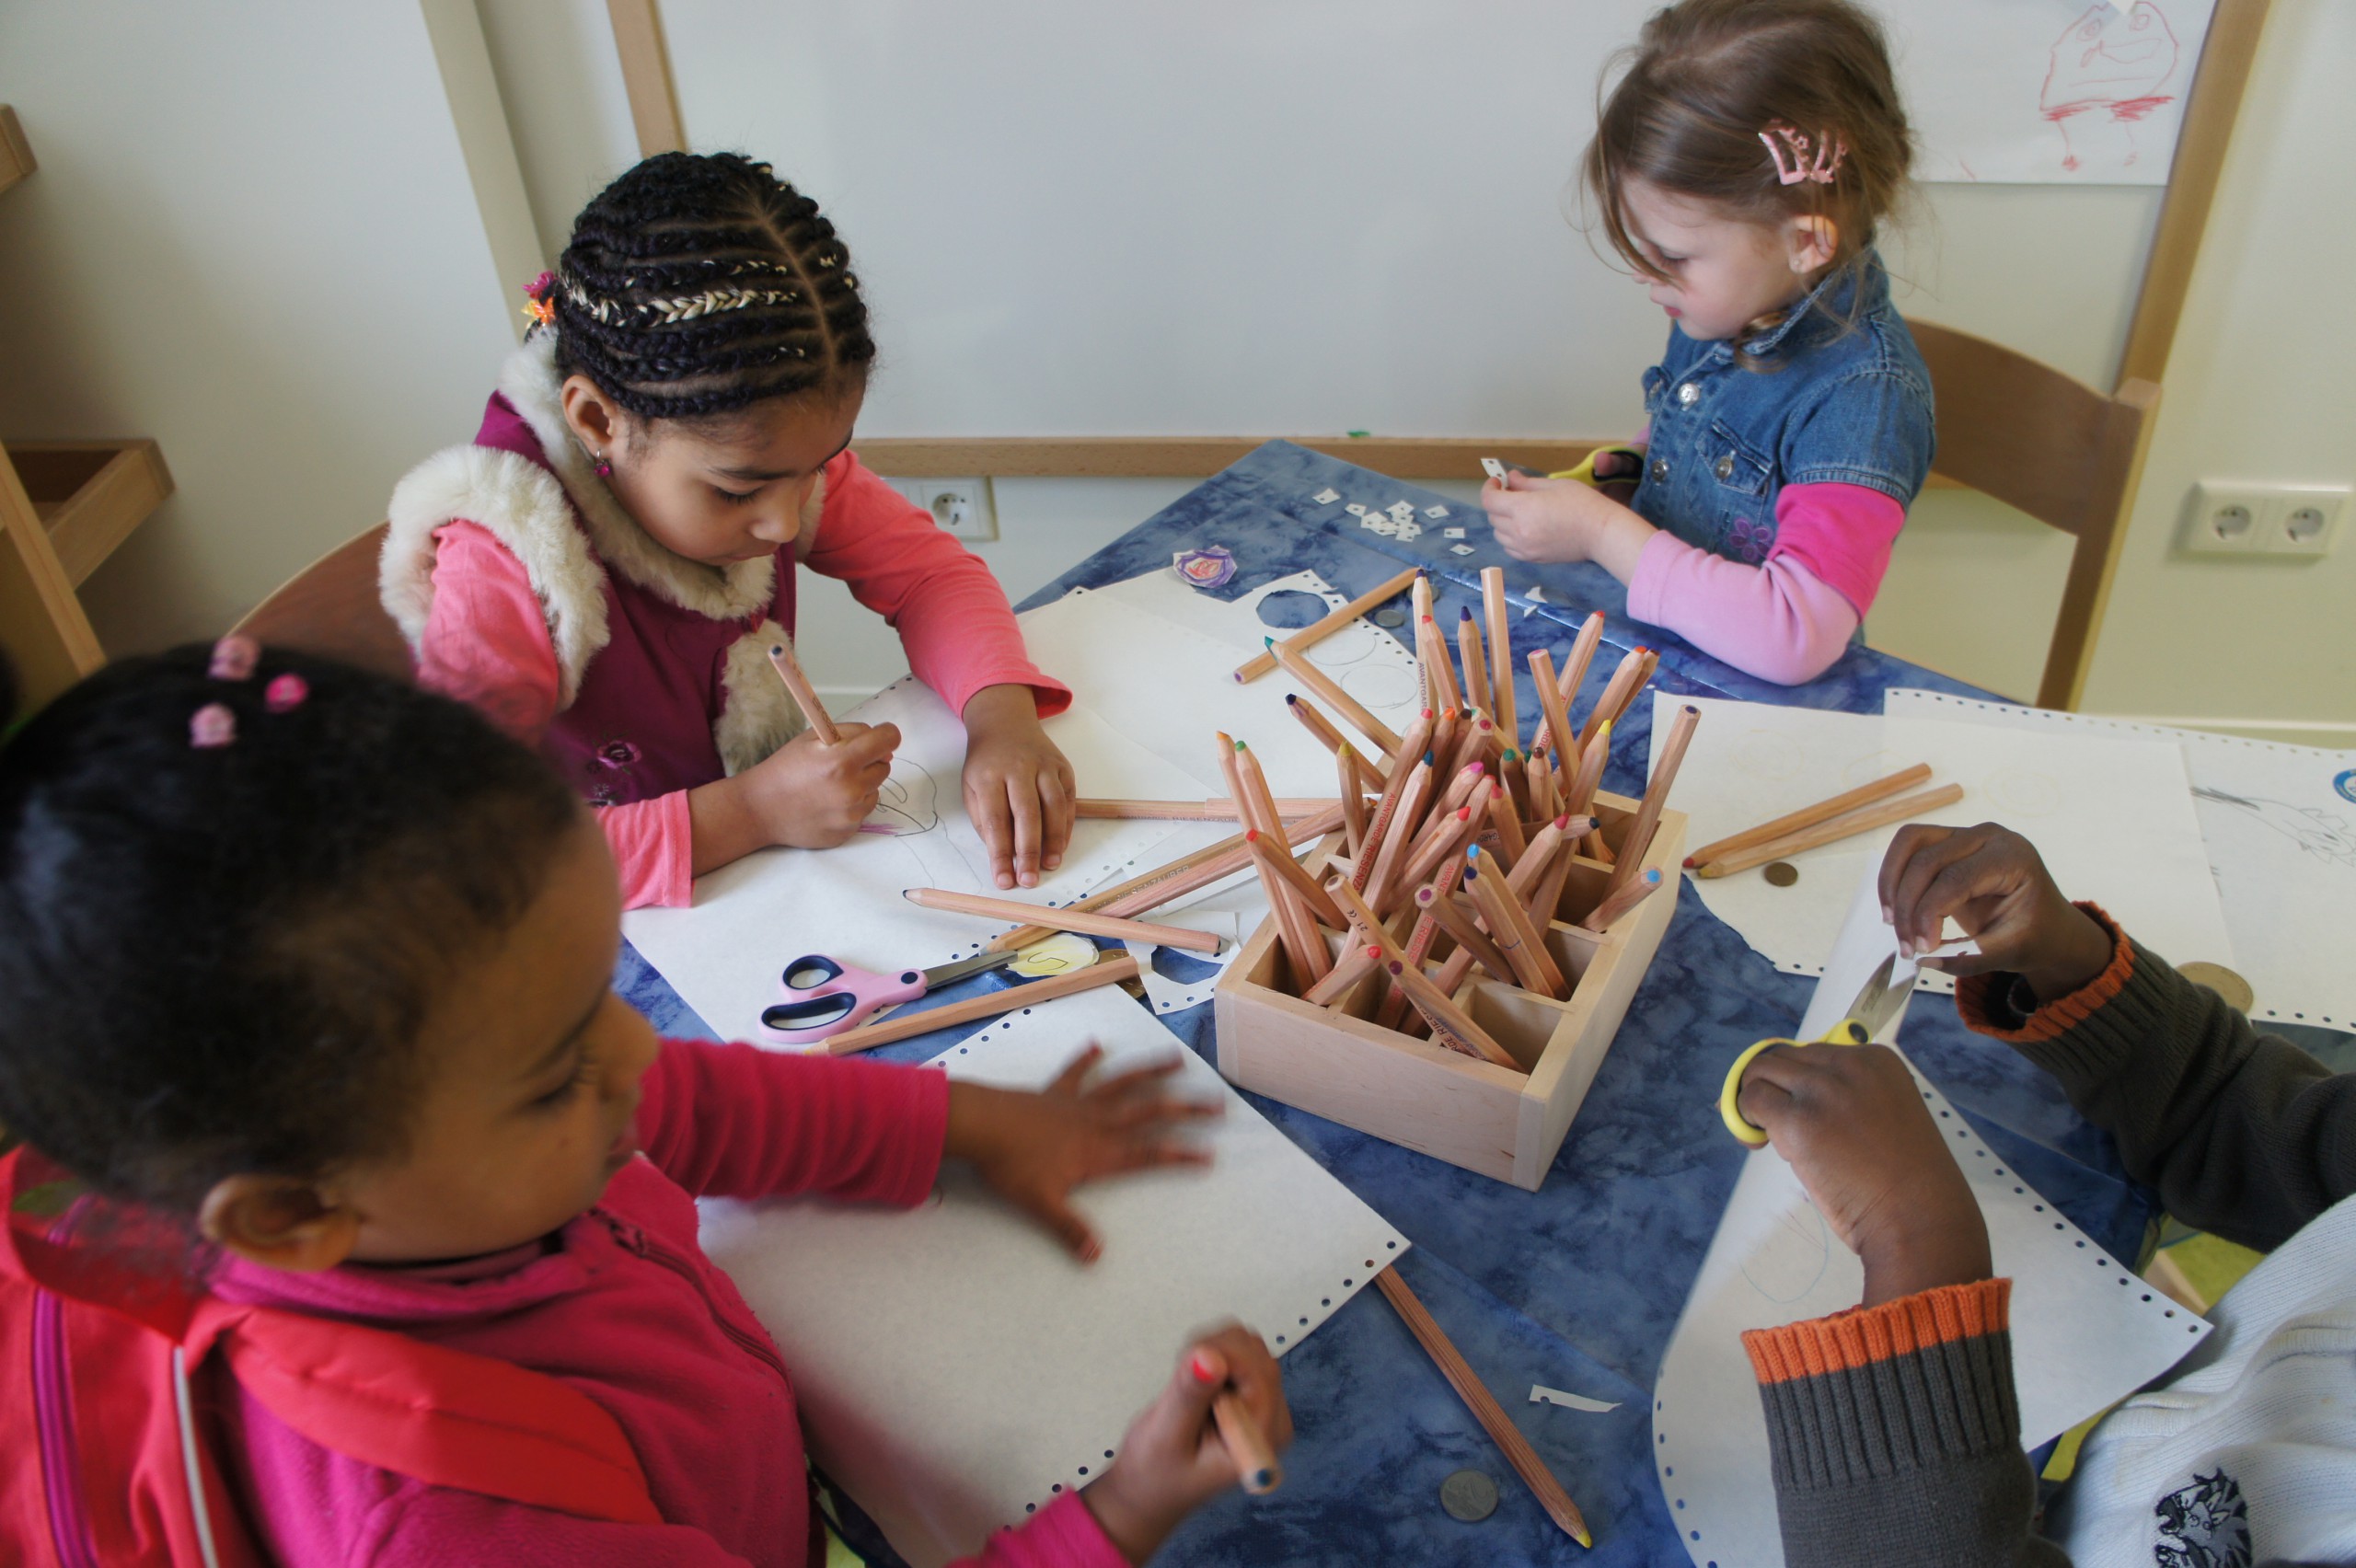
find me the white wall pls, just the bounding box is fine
[0,2,517,653]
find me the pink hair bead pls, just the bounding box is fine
[190,703,237,749]
[264,673,309,713]
[208,635,260,681]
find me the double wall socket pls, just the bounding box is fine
[895,477,998,542]
[2181,481,2346,557]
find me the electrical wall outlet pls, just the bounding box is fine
[2179,481,2349,558]
[901,478,998,542]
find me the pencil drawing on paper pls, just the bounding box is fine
[2194,787,2356,871]
[1740,1201,1831,1304]
[2041,2,2182,173]
[870,762,991,890]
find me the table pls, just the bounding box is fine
[616,442,2165,1568]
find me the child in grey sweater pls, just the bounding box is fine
[1728,822,2356,1567]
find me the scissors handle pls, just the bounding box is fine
[1717,1019,1873,1147]
[758,953,928,1045]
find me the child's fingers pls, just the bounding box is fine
[1733,1053,1803,1140]
[1045,1042,1106,1097]
[1027,1190,1103,1262]
[967,778,1017,888]
[1006,775,1045,888]
[1038,764,1074,872]
[1883,826,1990,953]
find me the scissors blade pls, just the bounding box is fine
[1844,953,1916,1040]
[918,949,1021,990]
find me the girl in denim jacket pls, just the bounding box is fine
[1484,0,1934,686]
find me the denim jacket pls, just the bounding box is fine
[1630,252,1934,566]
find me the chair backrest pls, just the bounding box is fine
[231,522,412,681]
[1908,319,2162,711]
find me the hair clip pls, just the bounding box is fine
[521,270,558,331]
[190,703,237,749]
[264,673,309,713]
[208,634,260,682]
[1759,124,1846,186]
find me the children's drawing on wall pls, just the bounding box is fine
[2194,786,2356,871]
[1895,0,2217,186]
[2041,3,2181,173]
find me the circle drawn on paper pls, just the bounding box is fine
[1340,662,1419,710]
[1837,749,1904,788]
[2336,768,2356,804]
[1741,1203,1830,1302]
[1439,1470,1498,1522]
[1763,861,1799,887]
[2179,962,2255,1013]
[1729,731,1805,782]
[1984,768,2061,816]
[1303,621,1381,665]
[1253,588,1330,630]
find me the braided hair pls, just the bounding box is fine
[546,152,877,424]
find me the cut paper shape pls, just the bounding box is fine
[1120,905,1246,1015]
[1312,488,1341,504]
[700,986,1409,1568]
[1444,526,1466,539]
[1530,1385,1621,1413]
[1652,864,2211,1568]
[1655,693,2234,988]
[623,679,1198,1043]
[1425,505,1449,520]
[1886,689,2356,1032]
[1345,502,1369,517]
[1449,544,1476,556]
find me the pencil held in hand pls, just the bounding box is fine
[765,642,841,744]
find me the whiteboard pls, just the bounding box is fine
[661,1,2194,438]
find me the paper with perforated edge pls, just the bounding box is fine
[1886,688,2356,1032]
[1653,692,2235,996]
[699,986,1409,1568]
[622,679,1196,1044]
[1651,864,2212,1568]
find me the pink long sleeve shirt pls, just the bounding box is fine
[413,407,1068,909]
[210,1038,1126,1568]
[1624,481,1905,685]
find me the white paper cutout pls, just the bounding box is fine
[1652,865,2212,1568]
[1655,693,2235,988]
[699,986,1409,1568]
[1449,544,1476,556]
[1312,488,1341,504]
[1425,505,1450,520]
[1444,526,1466,539]
[1885,690,2356,1031]
[1530,1385,1621,1413]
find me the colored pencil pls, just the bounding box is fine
[1529,649,1576,790]
[1373,1268,1592,1548]
[1361,753,1436,910]
[1353,710,1433,891]
[1436,758,1489,817]
[1564,720,1611,820]
[1605,702,1699,895]
[1288,693,1392,784]
[1096,805,1345,922]
[1230,740,1330,987]
[764,641,840,745]
[1398,799,1486,899]
[1212,1389,1284,1494]
[1456,607,1492,716]
[1694,783,1967,880]
[1480,568,1517,747]
[903,888,1225,953]
[1337,744,1370,858]
[1419,887,1515,987]
[1684,763,1934,870]
[1555,612,1606,739]
[1420,615,1462,713]
[1232,564,1419,684]
[1304,941,1385,1008]
[1463,852,1565,996]
[1246,829,1347,929]
[1581,867,1663,931]
[1500,749,1531,822]
[1075,798,1338,821]
[1266,637,1404,757]
[1484,777,1527,864]
[826,954,1140,1055]
[1444,709,1492,779]
[1325,878,1517,1067]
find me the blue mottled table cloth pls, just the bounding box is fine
[616,443,2165,1567]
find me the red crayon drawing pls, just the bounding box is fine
[2041,1,2182,172]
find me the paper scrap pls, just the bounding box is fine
[702,986,1408,1568]
[1387,501,1415,520]
[1652,864,2212,1568]
[1425,505,1449,519]
[1312,488,1341,504]
[1444,526,1466,539]
[1345,502,1369,517]
[1449,544,1476,556]
[1530,1385,1621,1413]
[1885,689,2356,1032]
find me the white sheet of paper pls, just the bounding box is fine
[1652,865,2212,1568]
[1657,693,2235,990]
[699,986,1409,1568]
[1886,689,2356,1032]
[1895,0,2219,185]
[1022,571,1423,796]
[622,679,1197,1043]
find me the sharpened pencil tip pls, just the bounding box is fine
[1264,635,1276,648]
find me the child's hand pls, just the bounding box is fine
[1879,823,2115,1004]
[945,1044,1222,1259]
[1484,474,1655,579]
[1084,1327,1292,1564]
[1734,1041,1992,1307]
[742,721,902,847]
[961,684,1076,890]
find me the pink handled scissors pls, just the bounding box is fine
[756,949,1025,1046]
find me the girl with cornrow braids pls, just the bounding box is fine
[383,153,1075,906]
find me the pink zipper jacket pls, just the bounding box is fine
[207,1038,1126,1568]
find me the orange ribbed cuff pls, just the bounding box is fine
[1955,903,2133,1046]
[1743,1277,2012,1386]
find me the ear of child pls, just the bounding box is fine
[1081,1326,1291,1564]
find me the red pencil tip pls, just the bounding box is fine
[1245,829,1261,842]
[1554,814,1571,828]
[1681,856,1696,868]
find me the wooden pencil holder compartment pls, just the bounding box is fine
[1213,790,1685,1191]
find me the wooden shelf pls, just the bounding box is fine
[8,440,174,586]
[0,107,33,201]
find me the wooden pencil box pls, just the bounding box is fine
[1213,790,1685,1191]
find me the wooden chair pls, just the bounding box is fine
[1907,319,2162,711]
[231,522,413,680]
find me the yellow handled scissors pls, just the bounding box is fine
[1719,954,1914,1147]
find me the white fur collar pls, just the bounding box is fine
[495,332,780,623]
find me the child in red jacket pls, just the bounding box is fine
[0,643,1288,1568]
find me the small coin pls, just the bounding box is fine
[1439,1468,1498,1522]
[1762,861,1800,887]
[2178,962,2255,1013]
[1372,606,1408,628]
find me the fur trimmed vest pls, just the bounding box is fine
[380,334,817,808]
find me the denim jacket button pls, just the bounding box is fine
[1715,455,1736,481]
[1677,382,1700,407]
[1649,456,1671,482]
